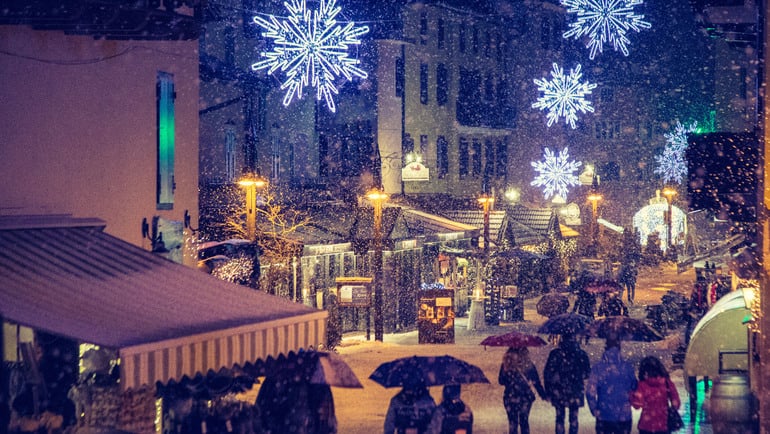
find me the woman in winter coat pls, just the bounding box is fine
[498,347,547,434]
[543,333,591,434]
[630,356,681,434]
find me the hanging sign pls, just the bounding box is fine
[402,162,430,181]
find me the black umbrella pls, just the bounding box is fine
[536,293,570,318]
[587,316,664,342]
[537,313,592,335]
[369,355,490,388]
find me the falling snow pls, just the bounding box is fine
[654,120,698,184]
[251,0,369,113]
[562,0,652,59]
[531,147,582,200]
[533,63,597,129]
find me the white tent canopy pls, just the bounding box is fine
[684,289,750,387]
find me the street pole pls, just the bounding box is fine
[587,191,602,256]
[237,171,267,241]
[663,186,677,254]
[367,188,388,342]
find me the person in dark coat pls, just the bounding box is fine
[572,288,596,320]
[617,263,637,303]
[383,380,436,434]
[543,333,591,434]
[598,292,628,317]
[586,338,637,434]
[427,385,473,434]
[498,347,547,434]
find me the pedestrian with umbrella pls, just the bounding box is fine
[498,347,547,434]
[370,355,489,434]
[543,333,591,434]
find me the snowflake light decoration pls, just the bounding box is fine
[252,0,369,113]
[562,0,652,60]
[531,147,582,200]
[533,63,597,129]
[654,120,697,184]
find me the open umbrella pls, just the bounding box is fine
[480,330,547,348]
[587,316,664,342]
[537,313,592,335]
[244,349,363,388]
[536,293,570,318]
[369,355,490,388]
[585,280,623,294]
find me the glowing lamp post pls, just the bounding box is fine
[367,187,388,342]
[587,190,602,253]
[237,172,268,241]
[477,193,495,253]
[662,186,677,252]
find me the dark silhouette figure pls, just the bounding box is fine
[543,334,591,434]
[498,347,546,434]
[586,339,637,434]
[384,382,436,434]
[427,385,473,434]
[598,293,629,317]
[617,263,637,303]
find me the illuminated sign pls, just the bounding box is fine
[402,162,430,181]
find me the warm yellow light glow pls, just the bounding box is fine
[587,191,602,202]
[366,188,389,202]
[504,188,520,203]
[477,194,495,205]
[662,186,677,200]
[238,173,268,188]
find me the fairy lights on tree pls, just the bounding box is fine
[562,0,651,59]
[252,0,369,113]
[654,120,698,184]
[533,63,597,129]
[531,147,582,200]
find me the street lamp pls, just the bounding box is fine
[662,186,677,253]
[366,187,388,342]
[587,189,602,253]
[477,193,495,253]
[237,171,268,241]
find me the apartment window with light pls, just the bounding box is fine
[437,136,449,178]
[420,63,429,104]
[156,71,175,210]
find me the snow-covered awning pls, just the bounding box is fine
[0,215,326,390]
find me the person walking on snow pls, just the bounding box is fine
[631,356,681,434]
[543,333,591,434]
[427,384,473,434]
[498,347,547,434]
[384,378,436,434]
[586,337,637,434]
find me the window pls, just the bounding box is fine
[420,63,429,104]
[437,19,445,49]
[472,139,482,176]
[495,140,507,176]
[436,63,448,106]
[472,27,479,53]
[224,26,235,66]
[459,138,469,177]
[395,57,405,97]
[420,134,428,155]
[225,122,236,182]
[459,26,466,52]
[485,31,491,57]
[484,139,494,178]
[485,73,494,101]
[156,71,175,210]
[420,11,428,44]
[437,136,449,178]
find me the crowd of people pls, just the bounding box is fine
[383,336,680,434]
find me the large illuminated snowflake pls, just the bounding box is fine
[562,0,652,59]
[531,147,582,200]
[654,121,697,184]
[533,63,597,129]
[252,0,369,113]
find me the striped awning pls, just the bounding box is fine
[0,215,327,390]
